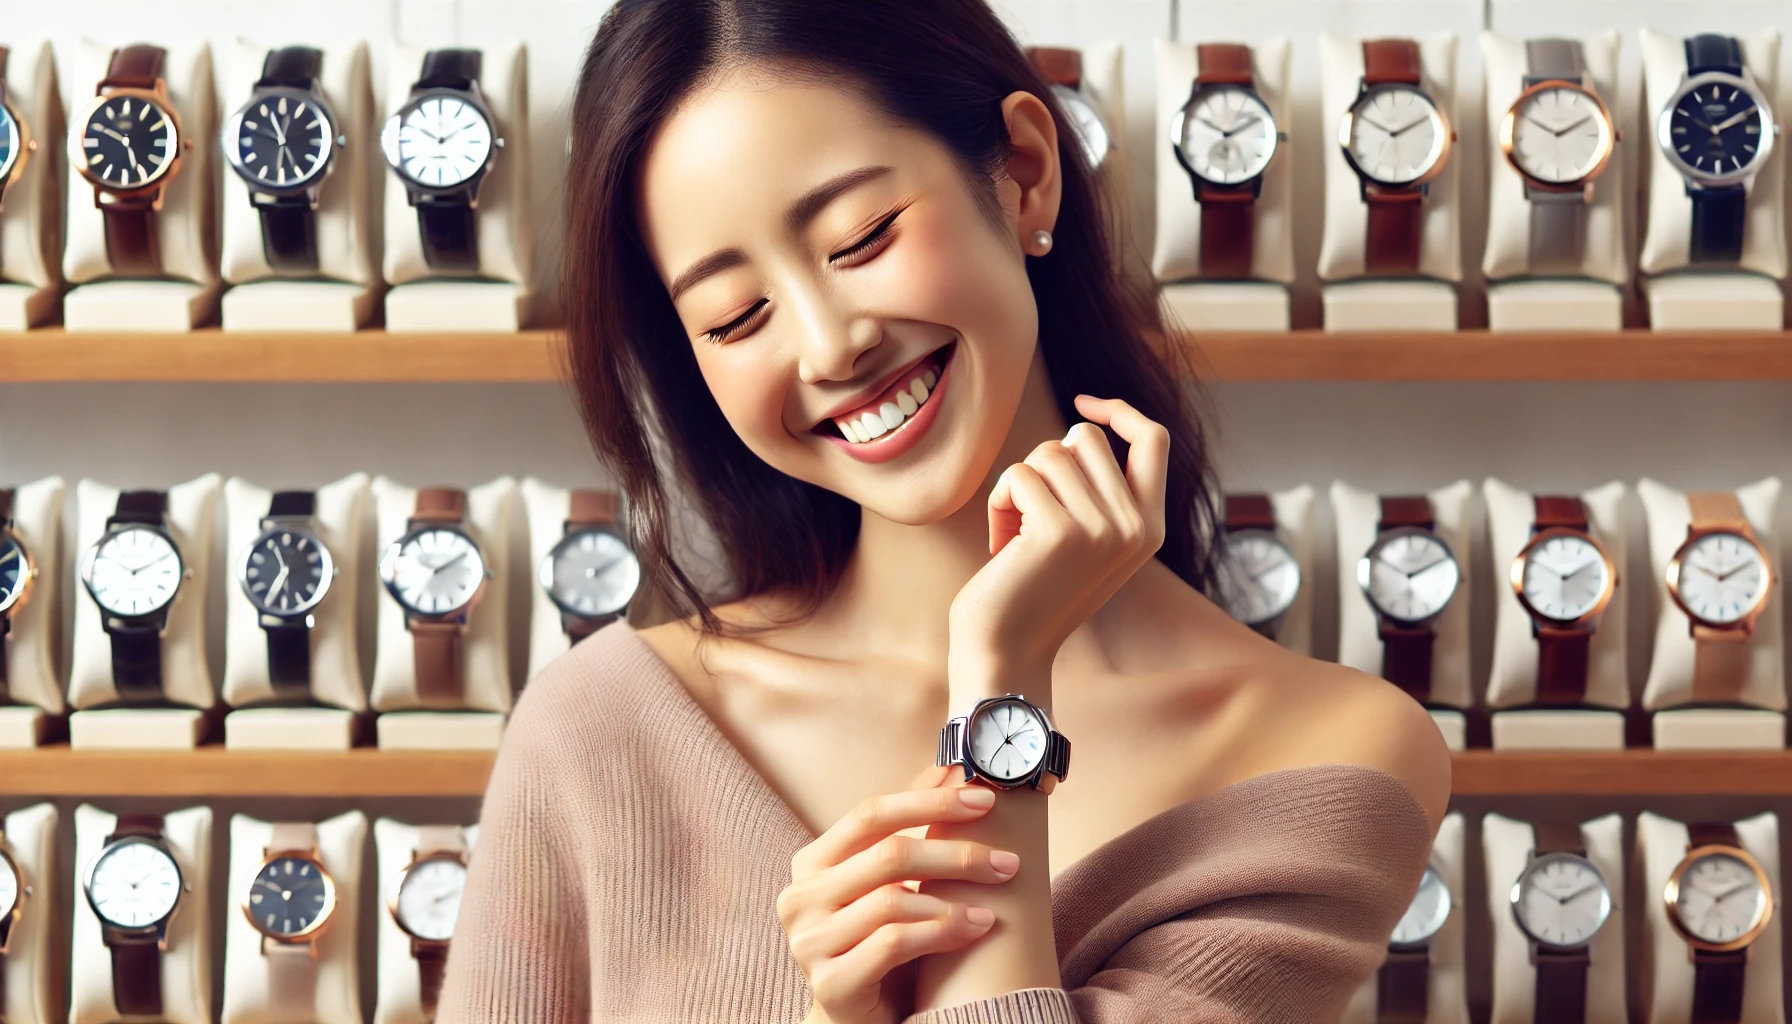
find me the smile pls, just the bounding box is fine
[817,343,955,464]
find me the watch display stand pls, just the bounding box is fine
[1645,273,1783,332]
[1160,281,1289,332]
[1340,811,1468,1024]
[70,804,212,1024]
[1331,480,1474,708]
[60,40,220,331]
[220,40,377,332]
[222,474,370,714]
[0,40,62,330]
[523,476,578,681]
[221,811,365,1024]
[1487,281,1622,332]
[67,473,222,712]
[382,41,531,333]
[2,803,57,1024]
[1636,812,1783,1023]
[1639,30,1785,282]
[1654,709,1785,750]
[0,708,48,747]
[69,707,206,749]
[1483,813,1626,1024]
[376,711,506,751]
[1429,712,1467,752]
[1266,484,1317,658]
[1322,280,1458,332]
[372,818,478,1024]
[3,476,66,722]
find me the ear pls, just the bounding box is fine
[997,90,1063,253]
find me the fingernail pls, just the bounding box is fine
[990,850,1020,876]
[957,787,995,809]
[966,906,996,926]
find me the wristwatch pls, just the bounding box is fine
[0,488,39,700]
[380,49,504,273]
[1509,821,1612,1024]
[0,830,29,1016]
[1025,47,1110,172]
[68,44,190,276]
[1497,39,1618,275]
[1510,496,1618,705]
[389,826,471,1018]
[0,46,37,217]
[1338,38,1454,275]
[243,822,337,1020]
[222,46,346,272]
[379,488,492,706]
[1170,43,1282,278]
[79,491,188,701]
[84,815,187,1018]
[538,489,640,639]
[1214,493,1300,638]
[1664,822,1773,1023]
[937,694,1070,794]
[237,491,338,699]
[1380,861,1451,1024]
[1356,496,1460,702]
[1656,35,1779,265]
[1665,491,1777,704]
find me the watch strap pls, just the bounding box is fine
[1528,188,1587,275]
[1688,491,1749,534]
[268,491,316,519]
[259,203,320,272]
[1532,496,1594,704]
[1195,43,1254,86]
[1692,950,1747,1024]
[1363,39,1422,85]
[1524,38,1586,86]
[108,814,164,842]
[1534,495,1590,531]
[1689,185,1747,266]
[1376,496,1438,701]
[1380,496,1434,530]
[567,489,620,529]
[418,200,480,272]
[1222,493,1275,532]
[415,825,467,855]
[1532,947,1591,1024]
[0,47,10,111]
[264,940,318,1020]
[1376,948,1430,1024]
[266,624,312,692]
[101,45,166,91]
[1365,189,1423,275]
[102,203,162,277]
[418,49,482,91]
[1534,820,1586,857]
[257,46,322,89]
[412,620,464,706]
[1688,821,1741,849]
[416,942,448,1017]
[1686,34,1744,78]
[112,490,167,526]
[110,626,164,699]
[268,821,318,853]
[109,933,164,1017]
[1025,47,1082,89]
[0,487,12,527]
[1198,187,1255,279]
[1686,492,1755,702]
[0,487,13,662]
[412,488,466,525]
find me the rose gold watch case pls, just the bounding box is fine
[1663,843,1774,954]
[68,83,189,209]
[1337,83,1455,191]
[1508,526,1619,629]
[0,844,25,955]
[1665,525,1778,634]
[241,847,338,948]
[386,847,469,946]
[1498,79,1618,195]
[0,99,36,202]
[378,523,492,624]
[0,527,38,618]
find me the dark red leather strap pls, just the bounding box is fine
[567,490,619,529]
[1533,949,1590,1024]
[101,45,165,90]
[417,942,447,1017]
[1689,822,1740,849]
[1195,43,1254,85]
[1536,627,1590,704]
[103,203,161,276]
[1535,495,1589,530]
[1379,496,1434,530]
[1198,187,1254,278]
[1026,46,1082,89]
[1223,493,1275,532]
[1363,39,1422,85]
[1693,949,1747,1024]
[1365,190,1423,275]
[1534,820,1585,856]
[110,936,163,1016]
[1376,949,1430,1023]
[1380,626,1433,701]
[108,814,164,842]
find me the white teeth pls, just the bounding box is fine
[879,403,903,429]
[832,361,945,443]
[842,419,863,442]
[896,392,917,416]
[909,378,929,404]
[860,411,888,438]
[921,368,938,389]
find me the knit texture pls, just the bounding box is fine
[439,624,1435,1023]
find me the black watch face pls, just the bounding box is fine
[241,527,333,616]
[228,87,334,191]
[81,95,177,188]
[0,533,28,613]
[1666,75,1768,182]
[542,528,640,620]
[248,856,330,937]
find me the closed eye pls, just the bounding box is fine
[829,207,903,266]
[702,299,769,344]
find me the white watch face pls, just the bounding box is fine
[1674,532,1771,625]
[386,527,486,616]
[89,840,182,929]
[383,94,494,189]
[1519,534,1611,623]
[1052,86,1110,169]
[1360,530,1459,623]
[1513,853,1611,948]
[1508,85,1612,184]
[86,526,183,617]
[543,528,640,619]
[968,700,1048,783]
[1391,865,1451,946]
[396,857,468,942]
[1345,84,1448,186]
[1674,852,1768,944]
[1178,85,1277,186]
[1216,530,1301,627]
[0,853,18,919]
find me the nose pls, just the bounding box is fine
[792,287,880,386]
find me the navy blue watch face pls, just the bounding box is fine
[232,87,332,190]
[1669,79,1766,177]
[81,96,177,188]
[0,535,25,610]
[243,529,327,615]
[249,856,329,936]
[0,105,18,180]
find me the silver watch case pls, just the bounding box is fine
[1656,70,1779,189]
[1169,82,1283,194]
[1509,850,1612,952]
[221,83,346,206]
[380,85,505,202]
[378,522,492,621]
[79,523,188,624]
[84,834,189,945]
[1355,525,1460,629]
[937,693,1071,794]
[537,524,641,622]
[236,518,337,623]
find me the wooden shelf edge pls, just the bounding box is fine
[1449,749,1792,796]
[0,745,495,797]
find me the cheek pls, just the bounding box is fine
[878,209,1036,349]
[691,347,791,455]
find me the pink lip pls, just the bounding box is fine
[824,349,953,465]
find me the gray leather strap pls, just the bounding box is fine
[1523,39,1590,274]
[1524,38,1585,86]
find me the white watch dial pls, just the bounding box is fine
[1216,530,1301,627]
[1346,85,1447,186]
[1508,85,1611,184]
[1675,533,1771,625]
[1520,534,1611,622]
[387,528,486,616]
[1052,86,1111,169]
[1361,531,1459,623]
[0,853,19,919]
[1391,865,1451,946]
[86,526,182,617]
[544,529,640,619]
[396,857,468,942]
[969,700,1048,783]
[1179,85,1277,186]
[89,840,181,929]
[1513,853,1611,948]
[385,95,493,189]
[1674,852,1768,944]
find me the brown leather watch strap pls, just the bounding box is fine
[0,487,13,524]
[412,488,467,525]
[1365,190,1423,275]
[1363,38,1423,85]
[1377,495,1438,701]
[568,489,620,529]
[1195,43,1254,86]
[1379,495,1434,530]
[268,821,317,854]
[103,202,162,277]
[1535,495,1589,530]
[1198,187,1255,278]
[1688,821,1741,849]
[416,825,467,854]
[111,934,163,1016]
[412,620,464,706]
[1533,495,1595,705]
[1223,493,1275,532]
[101,45,166,90]
[1376,948,1430,1024]
[1534,820,1585,856]
[109,814,164,841]
[1025,46,1082,89]
[1693,949,1748,1024]
[1534,947,1591,1024]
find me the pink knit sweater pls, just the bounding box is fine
[439,624,1435,1023]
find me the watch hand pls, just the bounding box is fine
[1557,882,1601,905]
[1390,116,1431,137]
[1196,116,1226,134]
[1712,106,1757,134]
[1222,114,1261,138]
[0,548,17,566]
[1358,114,1397,135]
[430,550,471,577]
[265,566,289,604]
[1717,562,1756,581]
[1711,879,1754,902]
[100,126,131,145]
[1552,115,1594,137]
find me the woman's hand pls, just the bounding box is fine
[781,766,1020,1024]
[949,395,1170,686]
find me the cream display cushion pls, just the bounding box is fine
[5,476,64,714]
[522,477,574,682]
[1,804,56,1024]
[371,819,479,1024]
[1340,811,1468,1024]
[0,39,61,328]
[1268,484,1317,657]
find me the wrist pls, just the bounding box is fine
[944,645,1052,713]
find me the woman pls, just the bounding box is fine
[440,0,1449,1021]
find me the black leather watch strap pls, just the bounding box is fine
[257,46,322,88]
[268,490,316,518]
[258,203,319,272]
[1689,185,1747,266]
[419,201,479,271]
[1686,34,1744,77]
[418,49,481,90]
[266,624,311,690]
[110,627,163,698]
[111,491,166,527]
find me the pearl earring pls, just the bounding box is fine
[1030,229,1053,255]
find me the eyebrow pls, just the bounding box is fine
[666,165,895,302]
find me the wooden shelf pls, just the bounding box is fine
[1449,750,1792,797]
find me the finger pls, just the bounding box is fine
[800,787,998,874]
[815,835,1019,906]
[907,763,954,790]
[815,906,997,1002]
[1072,396,1169,523]
[987,462,1070,557]
[1022,440,1108,533]
[1058,421,1135,522]
[802,885,971,960]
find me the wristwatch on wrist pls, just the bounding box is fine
[238,491,338,699]
[937,694,1070,794]
[1510,821,1612,1024]
[222,47,346,273]
[1339,38,1454,275]
[243,822,337,1020]
[539,489,640,639]
[0,830,29,1016]
[69,44,190,276]
[1498,39,1618,275]
[379,488,492,707]
[1170,43,1282,278]
[1025,47,1111,171]
[380,48,504,273]
[1215,493,1300,638]
[1665,491,1777,704]
[1510,496,1618,705]
[389,826,470,1018]
[1380,861,1450,1024]
[0,47,38,218]
[0,488,40,700]
[80,491,189,701]
[1664,821,1773,1023]
[85,814,187,1018]
[1357,496,1460,702]
[1656,35,1779,266]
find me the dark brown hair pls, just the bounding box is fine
[564,0,1218,630]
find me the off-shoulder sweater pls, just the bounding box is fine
[438,624,1435,1023]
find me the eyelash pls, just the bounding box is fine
[703,299,769,344]
[700,207,905,344]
